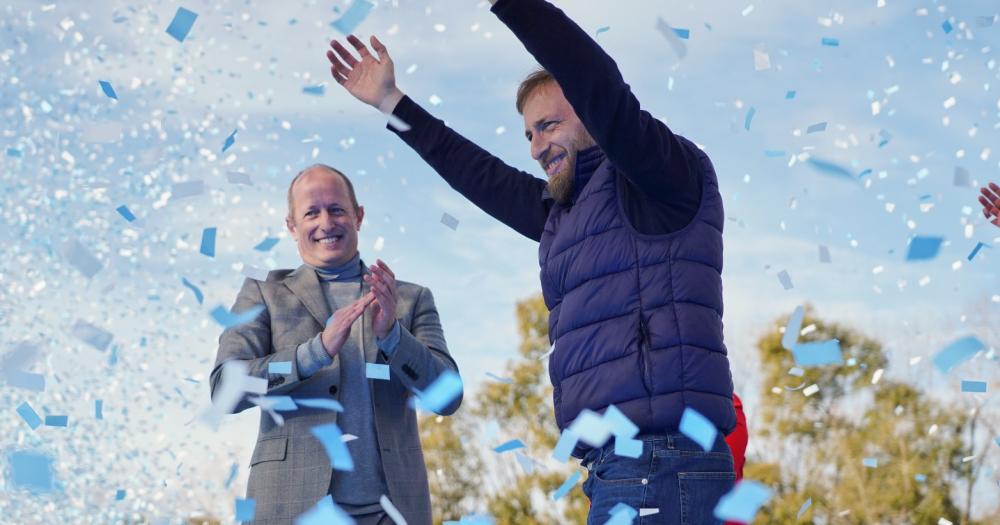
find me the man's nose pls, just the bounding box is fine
[531,136,548,161]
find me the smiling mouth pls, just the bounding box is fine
[543,153,566,175]
[315,234,344,245]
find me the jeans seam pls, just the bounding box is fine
[639,451,654,525]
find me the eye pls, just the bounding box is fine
[304,210,318,218]
[329,207,345,216]
[543,120,558,130]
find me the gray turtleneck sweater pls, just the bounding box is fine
[293,252,400,515]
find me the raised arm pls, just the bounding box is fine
[327,35,550,241]
[490,0,696,200]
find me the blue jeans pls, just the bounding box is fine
[582,433,735,525]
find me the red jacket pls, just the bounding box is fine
[724,394,749,525]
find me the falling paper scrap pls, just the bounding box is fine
[818,245,831,263]
[200,227,217,257]
[181,277,204,304]
[116,205,136,222]
[551,470,582,501]
[254,237,280,252]
[493,439,526,453]
[331,0,375,35]
[365,363,390,380]
[960,380,987,393]
[441,212,459,231]
[714,480,773,523]
[170,180,206,200]
[782,306,805,350]
[235,499,256,522]
[679,407,717,451]
[906,236,943,261]
[98,80,118,100]
[268,361,292,374]
[967,242,989,261]
[310,423,354,471]
[8,450,56,493]
[16,402,42,430]
[210,304,265,328]
[72,320,113,351]
[60,238,103,278]
[655,17,687,60]
[411,370,463,414]
[797,497,813,519]
[806,121,827,133]
[753,48,771,71]
[165,7,198,42]
[953,167,971,187]
[777,270,793,290]
[303,85,325,96]
[221,129,238,153]
[792,340,844,367]
[379,495,408,525]
[932,336,984,373]
[744,107,756,131]
[295,495,354,525]
[227,171,253,185]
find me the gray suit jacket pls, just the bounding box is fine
[210,263,462,524]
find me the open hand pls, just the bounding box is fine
[327,35,404,112]
[364,259,399,340]
[321,293,375,358]
[978,182,1000,228]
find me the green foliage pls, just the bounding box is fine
[750,306,973,524]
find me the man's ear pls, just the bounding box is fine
[355,206,365,231]
[285,216,296,237]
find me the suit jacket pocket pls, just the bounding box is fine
[250,436,288,466]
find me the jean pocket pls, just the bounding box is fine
[679,471,734,525]
[590,451,648,485]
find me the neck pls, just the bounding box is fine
[308,252,363,281]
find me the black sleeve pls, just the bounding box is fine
[491,0,700,218]
[389,95,551,242]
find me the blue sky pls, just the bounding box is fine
[2,0,999,521]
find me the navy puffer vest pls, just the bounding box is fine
[540,141,736,440]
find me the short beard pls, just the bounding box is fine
[546,165,574,205]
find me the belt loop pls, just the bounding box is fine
[666,433,675,450]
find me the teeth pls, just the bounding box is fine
[318,236,341,244]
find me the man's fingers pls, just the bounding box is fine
[370,35,391,62]
[327,51,352,81]
[331,40,360,67]
[990,182,1000,195]
[330,65,347,84]
[375,259,396,280]
[346,34,374,59]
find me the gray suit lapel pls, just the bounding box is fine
[360,262,379,362]
[283,265,332,327]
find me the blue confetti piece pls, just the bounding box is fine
[330,0,375,35]
[45,415,68,427]
[411,370,463,414]
[493,439,526,453]
[672,27,690,39]
[782,306,805,350]
[604,404,639,438]
[268,361,292,374]
[744,107,756,131]
[785,90,796,99]
[115,205,136,222]
[551,470,582,501]
[905,236,943,261]
[679,407,717,451]
[210,304,265,328]
[967,242,990,261]
[714,481,773,523]
[8,450,56,493]
[485,372,513,383]
[777,269,793,290]
[236,498,256,521]
[295,495,355,525]
[221,128,237,153]
[95,399,103,420]
[806,158,855,180]
[115,489,126,501]
[72,320,113,351]
[310,423,354,471]
[606,503,638,525]
[98,80,118,100]
[595,26,611,37]
[16,402,42,430]
[552,429,579,463]
[254,237,280,251]
[961,380,987,393]
[567,409,613,447]
[260,396,298,411]
[181,277,204,304]
[806,121,827,133]
[797,497,812,519]
[942,20,953,34]
[296,398,345,412]
[303,85,326,96]
[792,340,843,367]
[614,436,643,458]
[365,363,390,380]
[933,336,984,373]
[915,473,927,482]
[200,227,217,257]
[166,7,198,42]
[6,147,23,157]
[862,457,878,468]
[224,463,238,488]
[821,37,840,47]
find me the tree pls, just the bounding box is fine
[747,306,974,524]
[420,294,589,524]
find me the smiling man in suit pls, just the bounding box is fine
[210,164,461,524]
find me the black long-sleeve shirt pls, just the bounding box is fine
[389,0,702,241]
